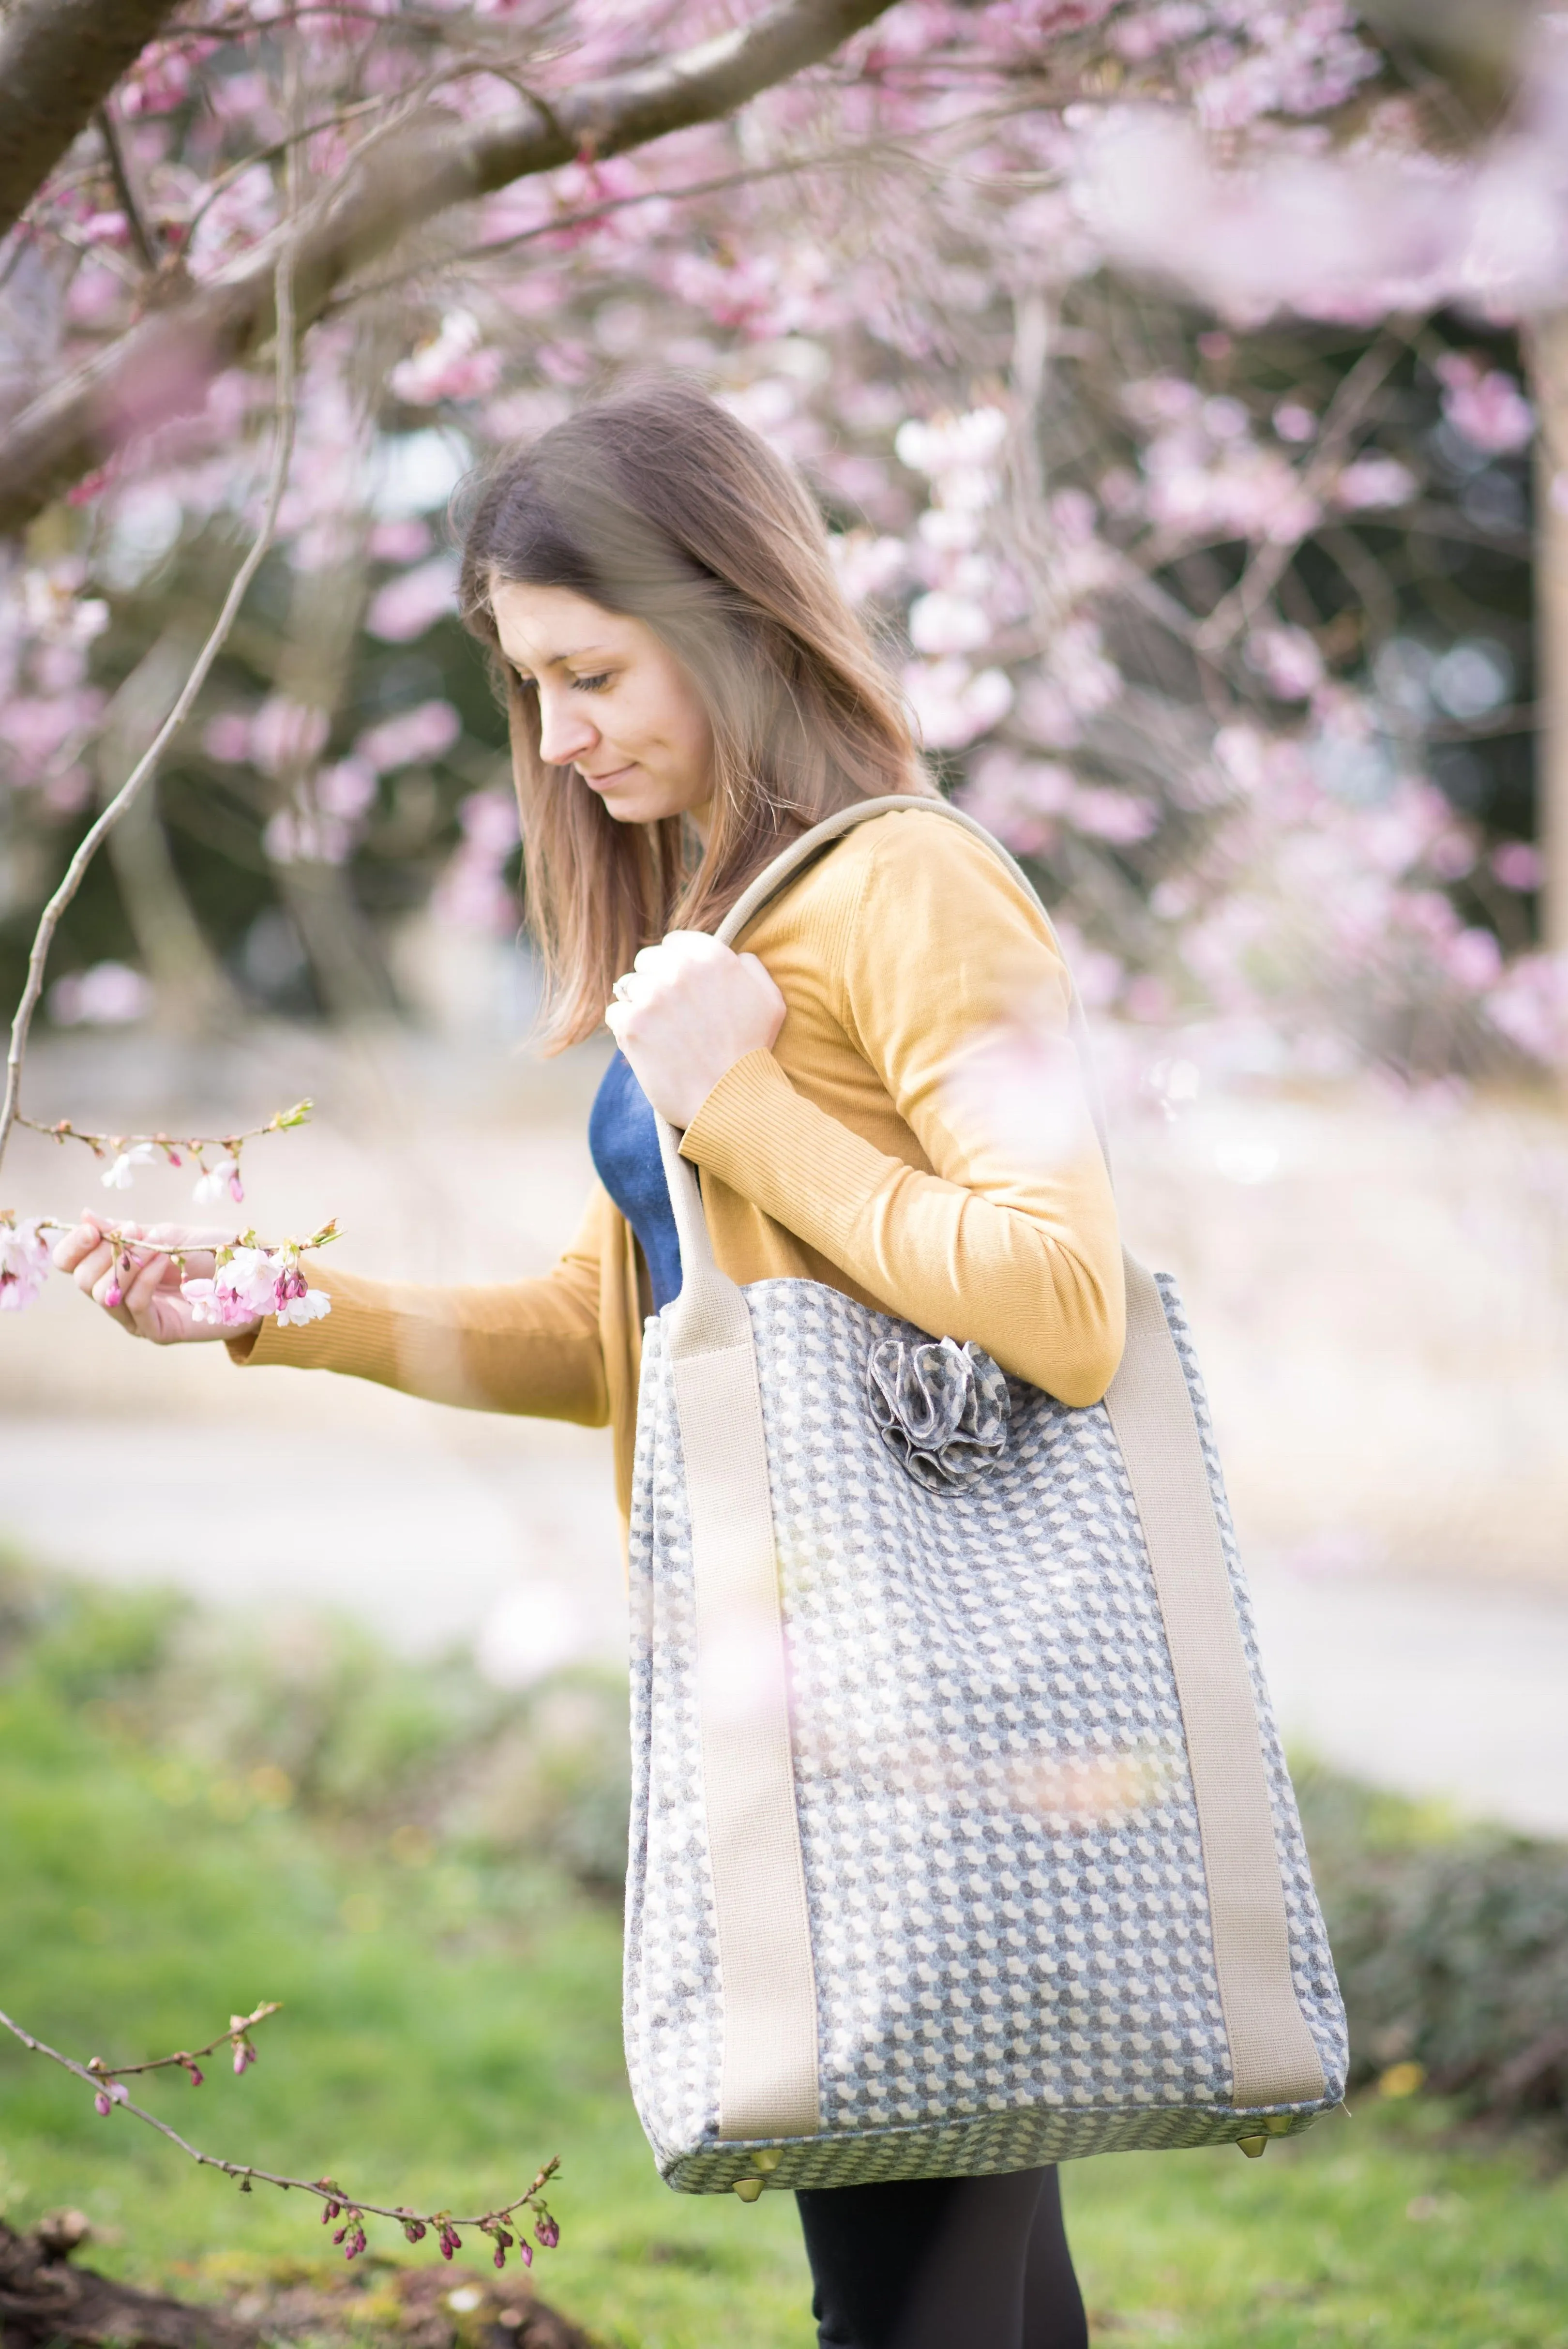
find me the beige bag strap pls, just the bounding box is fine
[654,795,1323,2137]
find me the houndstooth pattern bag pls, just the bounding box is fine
[623,797,1347,2198]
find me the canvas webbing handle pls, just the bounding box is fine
[652,795,1324,2132]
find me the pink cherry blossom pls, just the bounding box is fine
[390,312,504,405]
[1246,626,1324,701]
[0,1219,51,1312]
[182,1244,331,1329]
[354,699,462,772]
[249,697,331,780]
[192,1157,242,1206]
[368,516,435,563]
[365,556,461,644]
[1493,841,1544,891]
[1434,354,1535,455]
[49,963,152,1027]
[902,658,1013,751]
[103,1143,159,1190]
[908,591,993,657]
[1330,456,1419,512]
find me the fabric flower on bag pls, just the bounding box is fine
[866,1334,1010,1492]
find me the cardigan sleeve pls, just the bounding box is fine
[227,1181,612,1426]
[678,815,1125,1406]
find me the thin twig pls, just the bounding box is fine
[330,130,929,313]
[96,102,160,272]
[0,2005,559,2243]
[86,2001,281,2081]
[1192,326,1416,655]
[0,238,299,1181]
[18,1099,311,1160]
[14,1215,340,1263]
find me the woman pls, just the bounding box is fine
[57,382,1122,2349]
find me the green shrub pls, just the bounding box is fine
[0,1558,630,1897]
[1297,1764,1568,2137]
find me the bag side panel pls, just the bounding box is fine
[622,1323,725,2169]
[1153,1277,1349,2101]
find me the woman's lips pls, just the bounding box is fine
[580,762,637,789]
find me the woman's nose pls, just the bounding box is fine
[537,688,597,768]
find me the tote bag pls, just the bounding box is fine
[623,795,1347,2197]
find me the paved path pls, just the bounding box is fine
[3,1413,1565,1840]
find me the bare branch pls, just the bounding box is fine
[19,1099,312,1161]
[0,2005,559,2249]
[96,101,162,272]
[1192,326,1415,655]
[0,0,185,245]
[0,0,895,534]
[0,239,298,1177]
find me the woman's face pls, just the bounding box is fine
[490,580,716,833]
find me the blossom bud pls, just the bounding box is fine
[401,2219,427,2243]
[183,2060,204,2087]
[518,2242,532,2269]
[322,2199,341,2224]
[105,1284,123,1310]
[333,2227,347,2245]
[493,2246,506,2271]
[533,2215,559,2249]
[438,2224,460,2260]
[93,2082,127,2118]
[94,2091,111,2118]
[345,2226,367,2261]
[229,1169,245,1203]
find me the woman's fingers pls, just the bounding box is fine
[52,1215,230,1342]
[122,1247,174,1320]
[53,1215,109,1273]
[72,1237,119,1297]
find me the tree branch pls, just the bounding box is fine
[0,0,186,246]
[95,100,161,272]
[0,0,894,536]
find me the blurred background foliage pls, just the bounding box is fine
[4,0,1566,1084]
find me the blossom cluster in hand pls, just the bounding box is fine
[182,1238,332,1329]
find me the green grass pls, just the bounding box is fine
[2,1609,1566,2347]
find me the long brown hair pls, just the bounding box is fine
[457,380,933,1048]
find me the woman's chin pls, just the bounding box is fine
[593,774,683,826]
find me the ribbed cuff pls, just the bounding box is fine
[226,1269,390,1379]
[679,1048,891,1262]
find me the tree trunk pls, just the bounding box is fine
[0,2213,258,2349]
[0,2213,594,2349]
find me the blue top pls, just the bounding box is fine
[588,1050,683,1312]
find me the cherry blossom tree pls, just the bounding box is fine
[4,0,1568,1303]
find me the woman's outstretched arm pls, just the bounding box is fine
[56,1186,616,1427]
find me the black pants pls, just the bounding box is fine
[796,2167,1087,2349]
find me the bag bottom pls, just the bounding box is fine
[660,2101,1334,2193]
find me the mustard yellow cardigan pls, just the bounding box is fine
[237,809,1125,1521]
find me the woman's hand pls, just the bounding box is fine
[51,1215,257,1344]
[605,930,786,1129]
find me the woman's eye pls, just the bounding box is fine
[573,672,613,694]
